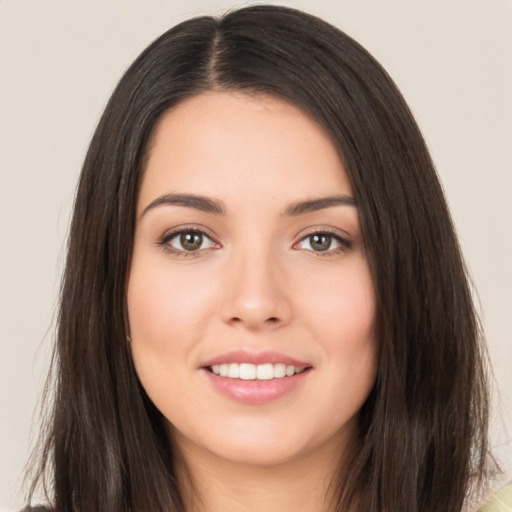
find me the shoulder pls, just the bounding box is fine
[478,480,512,512]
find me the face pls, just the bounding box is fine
[127,92,377,469]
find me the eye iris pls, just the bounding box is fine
[310,234,331,251]
[180,232,202,251]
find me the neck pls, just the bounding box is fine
[174,433,357,512]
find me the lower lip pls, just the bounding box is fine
[202,368,310,404]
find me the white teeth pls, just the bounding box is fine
[256,363,273,380]
[227,363,239,378]
[209,363,306,380]
[274,363,286,378]
[239,363,256,380]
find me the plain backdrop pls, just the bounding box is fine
[1,0,511,509]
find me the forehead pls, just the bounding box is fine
[139,91,352,212]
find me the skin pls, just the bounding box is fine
[127,91,377,512]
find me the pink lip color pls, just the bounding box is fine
[202,368,310,404]
[200,350,312,405]
[201,350,310,368]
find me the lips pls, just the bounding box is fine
[200,350,312,404]
[202,350,310,367]
[210,362,306,380]
[201,350,311,380]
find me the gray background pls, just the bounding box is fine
[1,0,511,509]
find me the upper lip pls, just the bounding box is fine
[201,350,311,368]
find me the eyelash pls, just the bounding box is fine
[293,228,353,256]
[158,225,219,257]
[158,227,352,257]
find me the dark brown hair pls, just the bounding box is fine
[28,5,493,511]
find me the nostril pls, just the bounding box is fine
[228,316,280,326]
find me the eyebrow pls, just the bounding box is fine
[141,193,226,217]
[140,192,356,218]
[282,195,357,216]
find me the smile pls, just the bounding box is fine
[209,363,306,380]
[201,350,312,404]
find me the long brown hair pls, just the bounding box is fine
[28,5,493,511]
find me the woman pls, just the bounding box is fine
[25,5,495,512]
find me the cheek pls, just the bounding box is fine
[299,257,378,386]
[126,259,219,408]
[127,260,216,351]
[302,257,376,342]
[126,261,217,416]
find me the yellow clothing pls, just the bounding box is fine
[479,481,512,511]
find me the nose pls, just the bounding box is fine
[219,246,292,330]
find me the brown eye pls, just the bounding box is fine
[309,234,332,252]
[295,231,351,254]
[180,232,203,251]
[164,230,215,253]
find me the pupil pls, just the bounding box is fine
[181,232,202,251]
[311,234,331,251]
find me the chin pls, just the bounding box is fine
[212,437,308,467]
[168,412,356,470]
